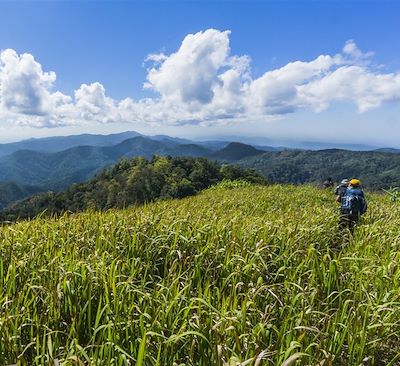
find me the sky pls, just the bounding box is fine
[0,0,399,147]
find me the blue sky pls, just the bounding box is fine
[0,0,399,147]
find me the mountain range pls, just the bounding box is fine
[0,133,271,208]
[0,131,399,210]
[0,136,264,189]
[0,131,143,157]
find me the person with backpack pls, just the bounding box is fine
[335,178,349,202]
[323,177,334,189]
[339,178,367,231]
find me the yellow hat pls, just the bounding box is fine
[349,179,361,186]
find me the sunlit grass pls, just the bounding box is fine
[0,184,399,365]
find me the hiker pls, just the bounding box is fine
[335,178,349,202]
[323,177,334,189]
[339,178,367,231]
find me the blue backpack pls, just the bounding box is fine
[341,188,367,215]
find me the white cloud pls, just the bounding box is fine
[0,30,399,129]
[145,53,168,64]
[145,29,231,105]
[74,82,120,123]
[245,55,342,115]
[342,39,374,64]
[0,49,56,116]
[0,49,120,127]
[297,66,400,112]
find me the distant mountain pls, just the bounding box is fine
[2,131,397,159]
[0,131,142,157]
[288,141,378,151]
[103,136,172,159]
[171,144,211,157]
[194,135,380,151]
[238,149,400,189]
[254,145,284,152]
[0,136,217,192]
[148,135,192,145]
[0,136,275,199]
[209,142,265,162]
[374,148,400,154]
[193,140,231,151]
[0,147,112,191]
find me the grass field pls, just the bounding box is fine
[0,184,399,365]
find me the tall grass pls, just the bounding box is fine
[0,185,399,365]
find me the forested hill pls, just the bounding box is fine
[238,149,400,190]
[0,137,264,192]
[0,155,264,221]
[0,182,43,210]
[2,137,400,212]
[209,142,265,162]
[0,131,142,157]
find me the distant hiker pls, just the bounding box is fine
[335,178,349,202]
[323,177,334,189]
[339,178,367,231]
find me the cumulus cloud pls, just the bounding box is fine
[0,49,120,127]
[74,82,120,124]
[145,29,231,105]
[342,39,374,64]
[245,55,342,115]
[0,29,400,129]
[297,66,400,112]
[0,49,57,115]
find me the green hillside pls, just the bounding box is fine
[0,182,43,209]
[238,149,400,189]
[0,184,399,365]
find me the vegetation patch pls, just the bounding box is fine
[0,156,264,221]
[0,185,399,365]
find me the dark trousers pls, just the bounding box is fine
[339,212,360,232]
